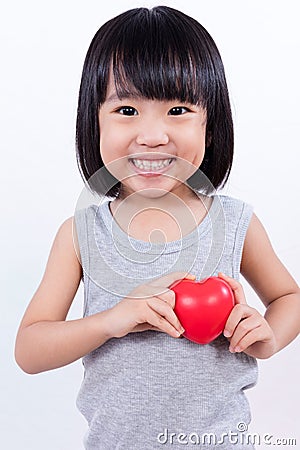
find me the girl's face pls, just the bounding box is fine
[99,74,208,200]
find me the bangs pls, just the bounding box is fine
[102,7,219,108]
[112,42,204,106]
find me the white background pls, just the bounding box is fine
[1,0,299,449]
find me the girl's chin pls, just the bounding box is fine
[120,179,186,200]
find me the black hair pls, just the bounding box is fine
[76,6,234,197]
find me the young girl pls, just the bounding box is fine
[15,6,300,449]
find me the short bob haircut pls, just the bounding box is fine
[76,6,234,197]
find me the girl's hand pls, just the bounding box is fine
[105,272,196,340]
[218,273,277,359]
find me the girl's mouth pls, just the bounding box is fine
[129,157,175,176]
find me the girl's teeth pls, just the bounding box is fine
[131,159,173,170]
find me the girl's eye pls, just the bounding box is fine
[117,106,138,116]
[168,106,190,116]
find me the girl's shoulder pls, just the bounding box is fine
[207,193,253,225]
[52,216,83,269]
[215,193,253,211]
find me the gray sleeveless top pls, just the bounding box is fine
[74,194,258,449]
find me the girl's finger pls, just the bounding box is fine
[228,315,262,350]
[218,272,247,305]
[223,304,254,338]
[146,308,183,338]
[229,326,265,353]
[127,284,170,299]
[157,289,176,308]
[130,273,196,300]
[147,297,185,335]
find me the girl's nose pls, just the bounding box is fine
[136,126,169,147]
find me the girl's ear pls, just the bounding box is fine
[205,130,212,148]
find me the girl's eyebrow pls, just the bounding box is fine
[105,93,198,106]
[106,93,122,103]
[105,92,139,103]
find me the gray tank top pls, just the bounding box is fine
[74,194,258,449]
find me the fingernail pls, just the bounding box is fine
[235,346,241,353]
[180,327,185,334]
[229,346,234,353]
[223,329,231,337]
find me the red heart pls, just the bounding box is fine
[170,277,235,344]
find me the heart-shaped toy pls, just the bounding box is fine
[170,277,235,344]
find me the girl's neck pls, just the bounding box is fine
[109,189,213,243]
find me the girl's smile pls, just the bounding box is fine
[129,153,175,176]
[98,75,208,200]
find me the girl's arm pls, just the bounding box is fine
[15,218,188,374]
[14,217,113,374]
[221,213,300,359]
